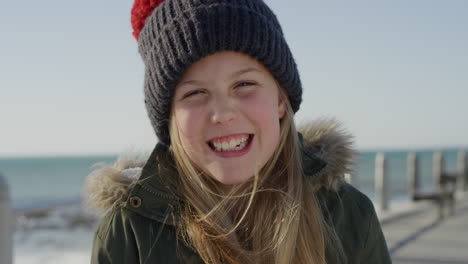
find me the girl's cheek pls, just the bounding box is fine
[240,91,277,112]
[174,109,205,155]
[175,98,207,115]
[174,107,204,132]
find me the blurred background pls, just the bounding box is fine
[1,0,467,263]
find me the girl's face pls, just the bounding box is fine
[172,51,286,185]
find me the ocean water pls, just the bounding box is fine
[0,155,116,208]
[0,149,465,208]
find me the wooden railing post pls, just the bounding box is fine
[433,152,443,186]
[375,152,389,211]
[433,152,444,218]
[0,172,13,264]
[458,151,466,194]
[407,152,418,200]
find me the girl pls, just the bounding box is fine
[85,0,391,263]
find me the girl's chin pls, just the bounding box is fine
[209,171,255,185]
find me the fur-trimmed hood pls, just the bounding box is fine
[83,118,356,214]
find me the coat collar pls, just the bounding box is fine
[122,134,328,225]
[84,118,356,225]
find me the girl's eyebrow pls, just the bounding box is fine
[178,67,263,87]
[229,67,263,79]
[178,79,204,87]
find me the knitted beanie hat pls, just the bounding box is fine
[132,0,303,146]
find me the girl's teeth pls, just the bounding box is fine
[212,136,249,152]
[222,141,229,150]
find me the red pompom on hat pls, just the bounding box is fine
[131,0,165,40]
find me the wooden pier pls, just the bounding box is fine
[356,150,468,263]
[381,194,468,264]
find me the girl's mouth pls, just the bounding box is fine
[207,134,254,155]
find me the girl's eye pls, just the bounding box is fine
[236,81,255,88]
[183,89,205,99]
[234,81,257,96]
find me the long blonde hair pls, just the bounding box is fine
[169,89,344,264]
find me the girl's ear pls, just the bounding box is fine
[278,92,286,120]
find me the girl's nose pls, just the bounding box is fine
[210,99,236,126]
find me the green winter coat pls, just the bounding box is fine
[85,119,391,264]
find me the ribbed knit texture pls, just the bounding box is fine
[138,0,302,145]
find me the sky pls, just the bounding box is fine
[1,0,467,157]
